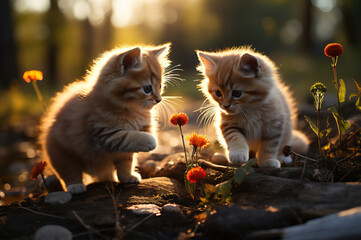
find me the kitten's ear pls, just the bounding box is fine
[119,47,142,74]
[238,53,260,78]
[149,43,171,59]
[197,51,217,73]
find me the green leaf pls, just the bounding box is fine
[304,115,319,135]
[330,106,351,136]
[356,98,361,112]
[338,79,346,103]
[217,180,232,198]
[319,128,332,139]
[234,167,246,184]
[354,79,361,93]
[243,158,258,173]
[349,93,358,100]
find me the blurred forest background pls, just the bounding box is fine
[1,0,361,205]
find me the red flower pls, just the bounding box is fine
[170,113,189,126]
[23,70,43,83]
[324,43,343,57]
[186,132,210,149]
[30,161,47,180]
[187,167,206,183]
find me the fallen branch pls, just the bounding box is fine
[18,206,66,220]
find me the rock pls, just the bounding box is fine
[127,204,161,215]
[44,175,63,192]
[210,152,229,166]
[153,153,186,182]
[44,191,72,205]
[162,203,181,214]
[34,225,72,240]
[139,160,157,178]
[204,205,297,239]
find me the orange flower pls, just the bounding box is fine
[187,167,206,183]
[23,70,43,83]
[324,43,343,57]
[30,161,47,180]
[170,113,189,126]
[186,132,210,149]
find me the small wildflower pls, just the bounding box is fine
[30,161,47,180]
[23,70,43,83]
[310,82,327,95]
[170,113,189,126]
[186,132,210,149]
[324,43,343,58]
[187,167,206,183]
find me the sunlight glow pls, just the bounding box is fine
[14,0,50,13]
[311,0,336,13]
[112,0,138,28]
[73,0,91,21]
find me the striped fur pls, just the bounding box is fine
[197,46,309,168]
[39,44,171,193]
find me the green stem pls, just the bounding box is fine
[317,106,321,156]
[31,81,46,112]
[178,125,188,166]
[332,63,341,114]
[40,173,49,192]
[332,57,342,146]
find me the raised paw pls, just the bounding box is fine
[228,150,249,166]
[131,132,157,152]
[118,172,141,183]
[67,183,87,194]
[259,159,281,168]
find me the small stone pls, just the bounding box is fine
[44,175,63,192]
[127,204,161,215]
[162,203,181,213]
[34,225,72,240]
[45,191,72,205]
[140,160,157,178]
[211,153,229,166]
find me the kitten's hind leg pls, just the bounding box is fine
[46,140,86,194]
[114,153,141,183]
[258,138,281,168]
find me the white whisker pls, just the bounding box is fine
[195,99,218,129]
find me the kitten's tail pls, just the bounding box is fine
[290,130,310,154]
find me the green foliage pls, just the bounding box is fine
[350,79,361,112]
[329,106,351,141]
[216,158,257,199]
[310,82,327,110]
[338,79,346,103]
[305,116,318,135]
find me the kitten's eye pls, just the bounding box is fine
[215,90,223,98]
[142,85,153,95]
[232,90,242,99]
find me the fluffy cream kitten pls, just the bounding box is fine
[39,44,171,194]
[197,47,309,168]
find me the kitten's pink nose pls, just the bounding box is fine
[155,97,162,103]
[223,104,230,109]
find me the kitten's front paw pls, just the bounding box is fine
[229,150,249,165]
[67,184,87,194]
[118,172,141,183]
[259,159,281,168]
[132,132,157,152]
[279,155,293,164]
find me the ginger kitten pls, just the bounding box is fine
[39,44,171,194]
[197,47,309,168]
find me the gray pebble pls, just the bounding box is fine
[34,225,72,240]
[45,191,72,205]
